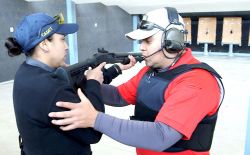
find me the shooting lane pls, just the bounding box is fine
[197,17,217,55]
[221,17,242,57]
[183,17,192,44]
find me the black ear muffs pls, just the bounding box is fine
[162,7,186,53]
[164,28,185,53]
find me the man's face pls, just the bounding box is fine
[140,32,175,69]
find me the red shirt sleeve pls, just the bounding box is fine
[156,69,221,139]
[117,67,149,105]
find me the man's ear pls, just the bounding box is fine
[38,40,49,52]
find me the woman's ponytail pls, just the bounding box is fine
[5,37,23,57]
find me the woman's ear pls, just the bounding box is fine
[38,40,49,53]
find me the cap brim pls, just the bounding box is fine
[125,29,159,40]
[56,23,79,35]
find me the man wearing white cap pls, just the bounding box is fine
[49,7,224,155]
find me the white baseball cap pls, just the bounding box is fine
[125,8,184,40]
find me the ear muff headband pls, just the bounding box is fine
[162,7,186,53]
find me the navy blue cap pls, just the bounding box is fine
[13,12,79,53]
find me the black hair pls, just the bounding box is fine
[4,37,23,57]
[4,37,35,57]
[4,36,53,57]
[47,35,53,41]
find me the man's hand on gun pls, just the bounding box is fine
[117,55,137,70]
[86,55,136,84]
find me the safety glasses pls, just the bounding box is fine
[38,13,64,38]
[53,13,64,24]
[137,20,165,31]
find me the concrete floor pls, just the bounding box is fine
[0,54,250,155]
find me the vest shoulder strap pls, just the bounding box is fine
[150,62,222,81]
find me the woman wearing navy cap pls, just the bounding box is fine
[4,12,134,155]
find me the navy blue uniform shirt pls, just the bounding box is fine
[13,58,104,155]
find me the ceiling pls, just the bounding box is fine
[26,0,250,14]
[72,0,250,14]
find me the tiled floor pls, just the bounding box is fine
[1,54,249,155]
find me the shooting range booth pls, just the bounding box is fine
[183,17,192,45]
[221,17,242,57]
[197,17,217,55]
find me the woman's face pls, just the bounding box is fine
[45,33,68,68]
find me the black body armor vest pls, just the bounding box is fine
[130,63,224,152]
